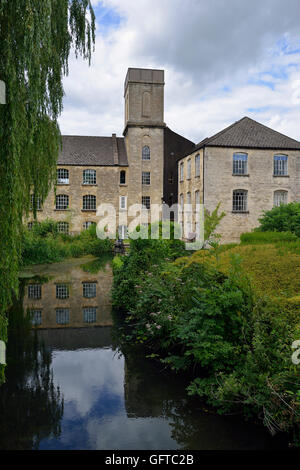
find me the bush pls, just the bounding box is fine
[240,231,298,244]
[21,219,113,266]
[258,202,300,237]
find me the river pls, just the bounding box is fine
[0,256,290,450]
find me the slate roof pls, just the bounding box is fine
[194,116,300,151]
[58,135,128,166]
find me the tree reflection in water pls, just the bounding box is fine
[0,284,64,450]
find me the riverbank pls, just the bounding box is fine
[112,233,300,445]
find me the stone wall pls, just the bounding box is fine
[178,146,300,243]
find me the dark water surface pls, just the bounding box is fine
[0,257,290,450]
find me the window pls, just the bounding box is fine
[83,282,96,299]
[28,284,41,300]
[56,284,69,299]
[83,307,97,324]
[195,190,200,206]
[28,222,34,230]
[30,310,42,326]
[180,162,184,182]
[142,171,151,185]
[57,222,69,234]
[120,170,126,185]
[187,159,191,180]
[56,194,69,210]
[187,192,191,206]
[118,225,128,240]
[142,196,150,210]
[83,221,96,230]
[180,194,184,210]
[83,195,96,211]
[233,189,248,212]
[274,155,288,176]
[30,194,42,211]
[119,196,127,210]
[142,145,150,160]
[233,153,248,175]
[83,169,96,185]
[195,154,200,177]
[57,168,69,184]
[168,173,174,184]
[274,190,288,207]
[56,308,70,325]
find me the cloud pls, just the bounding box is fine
[59,0,300,143]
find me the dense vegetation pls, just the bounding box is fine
[257,202,300,237]
[0,1,95,368]
[112,221,300,444]
[21,219,112,266]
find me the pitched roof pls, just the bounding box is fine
[194,116,300,151]
[58,135,128,166]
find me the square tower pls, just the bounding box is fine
[124,68,165,132]
[123,68,166,227]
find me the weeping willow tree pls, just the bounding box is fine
[0,0,95,367]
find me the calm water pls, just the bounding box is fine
[0,257,290,450]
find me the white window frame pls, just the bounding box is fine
[180,162,184,182]
[83,169,96,185]
[274,155,288,176]
[83,195,96,211]
[56,194,69,210]
[233,153,248,175]
[274,190,288,207]
[187,159,191,180]
[119,196,127,210]
[142,171,151,185]
[195,154,200,177]
[57,168,69,185]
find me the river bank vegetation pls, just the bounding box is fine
[112,204,300,445]
[21,219,112,266]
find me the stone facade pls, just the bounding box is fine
[25,68,193,235]
[179,143,300,243]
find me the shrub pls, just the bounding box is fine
[257,202,300,237]
[241,231,298,244]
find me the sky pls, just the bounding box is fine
[58,0,300,144]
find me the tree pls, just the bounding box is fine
[0,1,95,341]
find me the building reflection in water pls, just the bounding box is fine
[22,259,113,329]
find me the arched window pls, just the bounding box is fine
[57,222,69,234]
[274,155,288,176]
[233,189,248,212]
[83,195,96,211]
[233,153,248,175]
[83,169,96,185]
[56,194,69,210]
[274,190,288,207]
[195,154,200,177]
[57,168,69,184]
[187,159,191,179]
[120,170,126,185]
[142,145,150,160]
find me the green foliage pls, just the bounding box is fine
[113,234,300,443]
[0,1,95,342]
[21,220,112,266]
[257,202,300,237]
[204,203,226,245]
[241,230,298,244]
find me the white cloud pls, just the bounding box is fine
[59,0,300,143]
